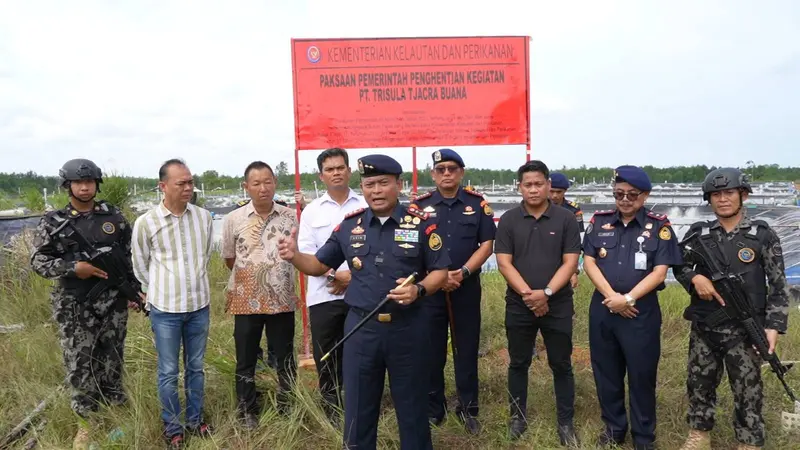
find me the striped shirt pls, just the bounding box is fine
[132,202,214,313]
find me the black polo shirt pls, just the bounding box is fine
[495,201,582,314]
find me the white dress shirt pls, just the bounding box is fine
[298,189,368,307]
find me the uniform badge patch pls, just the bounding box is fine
[412,217,421,225]
[394,229,419,242]
[645,223,653,230]
[429,233,443,251]
[601,223,614,230]
[483,205,493,216]
[398,243,414,249]
[352,257,362,270]
[599,248,607,258]
[351,226,365,235]
[463,206,475,215]
[423,205,436,213]
[71,209,79,216]
[585,223,593,235]
[738,247,755,263]
[641,231,651,238]
[433,150,442,162]
[658,226,671,240]
[102,222,116,234]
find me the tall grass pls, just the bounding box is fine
[1,251,798,449]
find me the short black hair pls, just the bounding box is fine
[317,148,349,172]
[517,160,550,183]
[159,158,188,181]
[244,161,274,180]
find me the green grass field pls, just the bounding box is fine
[1,247,798,449]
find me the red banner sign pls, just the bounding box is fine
[291,36,530,150]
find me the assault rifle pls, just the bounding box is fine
[50,218,146,315]
[680,231,797,404]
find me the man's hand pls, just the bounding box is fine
[602,294,628,314]
[443,270,462,292]
[691,274,725,306]
[278,227,298,261]
[522,290,548,316]
[328,270,351,295]
[765,328,779,355]
[294,191,306,209]
[570,273,579,289]
[387,278,419,305]
[75,261,108,280]
[128,292,146,312]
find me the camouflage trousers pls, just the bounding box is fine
[686,322,765,446]
[52,288,129,418]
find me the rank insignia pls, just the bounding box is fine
[429,232,443,251]
[398,243,414,249]
[433,150,442,162]
[645,222,653,230]
[658,226,671,240]
[483,205,493,216]
[599,248,607,258]
[601,223,614,230]
[463,206,475,215]
[102,222,116,234]
[351,226,365,235]
[738,247,755,263]
[352,257,362,270]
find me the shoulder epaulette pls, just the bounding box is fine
[235,199,251,209]
[589,209,614,223]
[464,189,485,198]
[646,210,667,221]
[414,190,435,202]
[344,208,367,219]
[407,205,430,221]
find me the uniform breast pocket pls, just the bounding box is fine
[392,243,420,258]
[347,243,371,258]
[458,216,479,238]
[589,232,618,262]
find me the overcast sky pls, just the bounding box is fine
[1,0,798,178]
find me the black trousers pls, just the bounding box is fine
[310,299,349,408]
[505,299,575,425]
[234,312,296,414]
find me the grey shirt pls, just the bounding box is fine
[495,201,582,314]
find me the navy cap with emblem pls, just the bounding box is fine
[432,148,464,168]
[550,172,570,190]
[358,154,403,178]
[614,165,652,192]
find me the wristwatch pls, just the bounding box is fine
[461,265,471,279]
[624,293,636,307]
[543,286,553,297]
[415,283,427,299]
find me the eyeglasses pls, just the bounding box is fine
[613,190,642,201]
[434,165,461,174]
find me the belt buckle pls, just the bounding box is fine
[378,313,392,323]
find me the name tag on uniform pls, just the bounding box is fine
[394,229,419,242]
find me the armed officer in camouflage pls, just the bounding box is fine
[674,168,789,450]
[30,159,140,449]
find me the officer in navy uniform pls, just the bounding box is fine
[549,172,584,233]
[278,154,450,450]
[582,166,682,450]
[412,149,496,434]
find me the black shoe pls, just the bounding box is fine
[597,429,624,447]
[456,410,481,435]
[634,443,655,450]
[557,423,579,447]
[509,417,527,440]
[240,413,259,430]
[186,422,213,438]
[428,416,444,427]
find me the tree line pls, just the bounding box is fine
[1,163,798,195]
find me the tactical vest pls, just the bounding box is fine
[687,220,770,325]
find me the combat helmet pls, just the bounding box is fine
[702,167,752,201]
[59,159,103,189]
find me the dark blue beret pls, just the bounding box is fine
[432,148,464,168]
[614,165,652,192]
[549,172,570,190]
[358,154,403,178]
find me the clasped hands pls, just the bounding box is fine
[521,289,549,317]
[602,293,639,319]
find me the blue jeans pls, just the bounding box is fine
[149,305,210,437]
